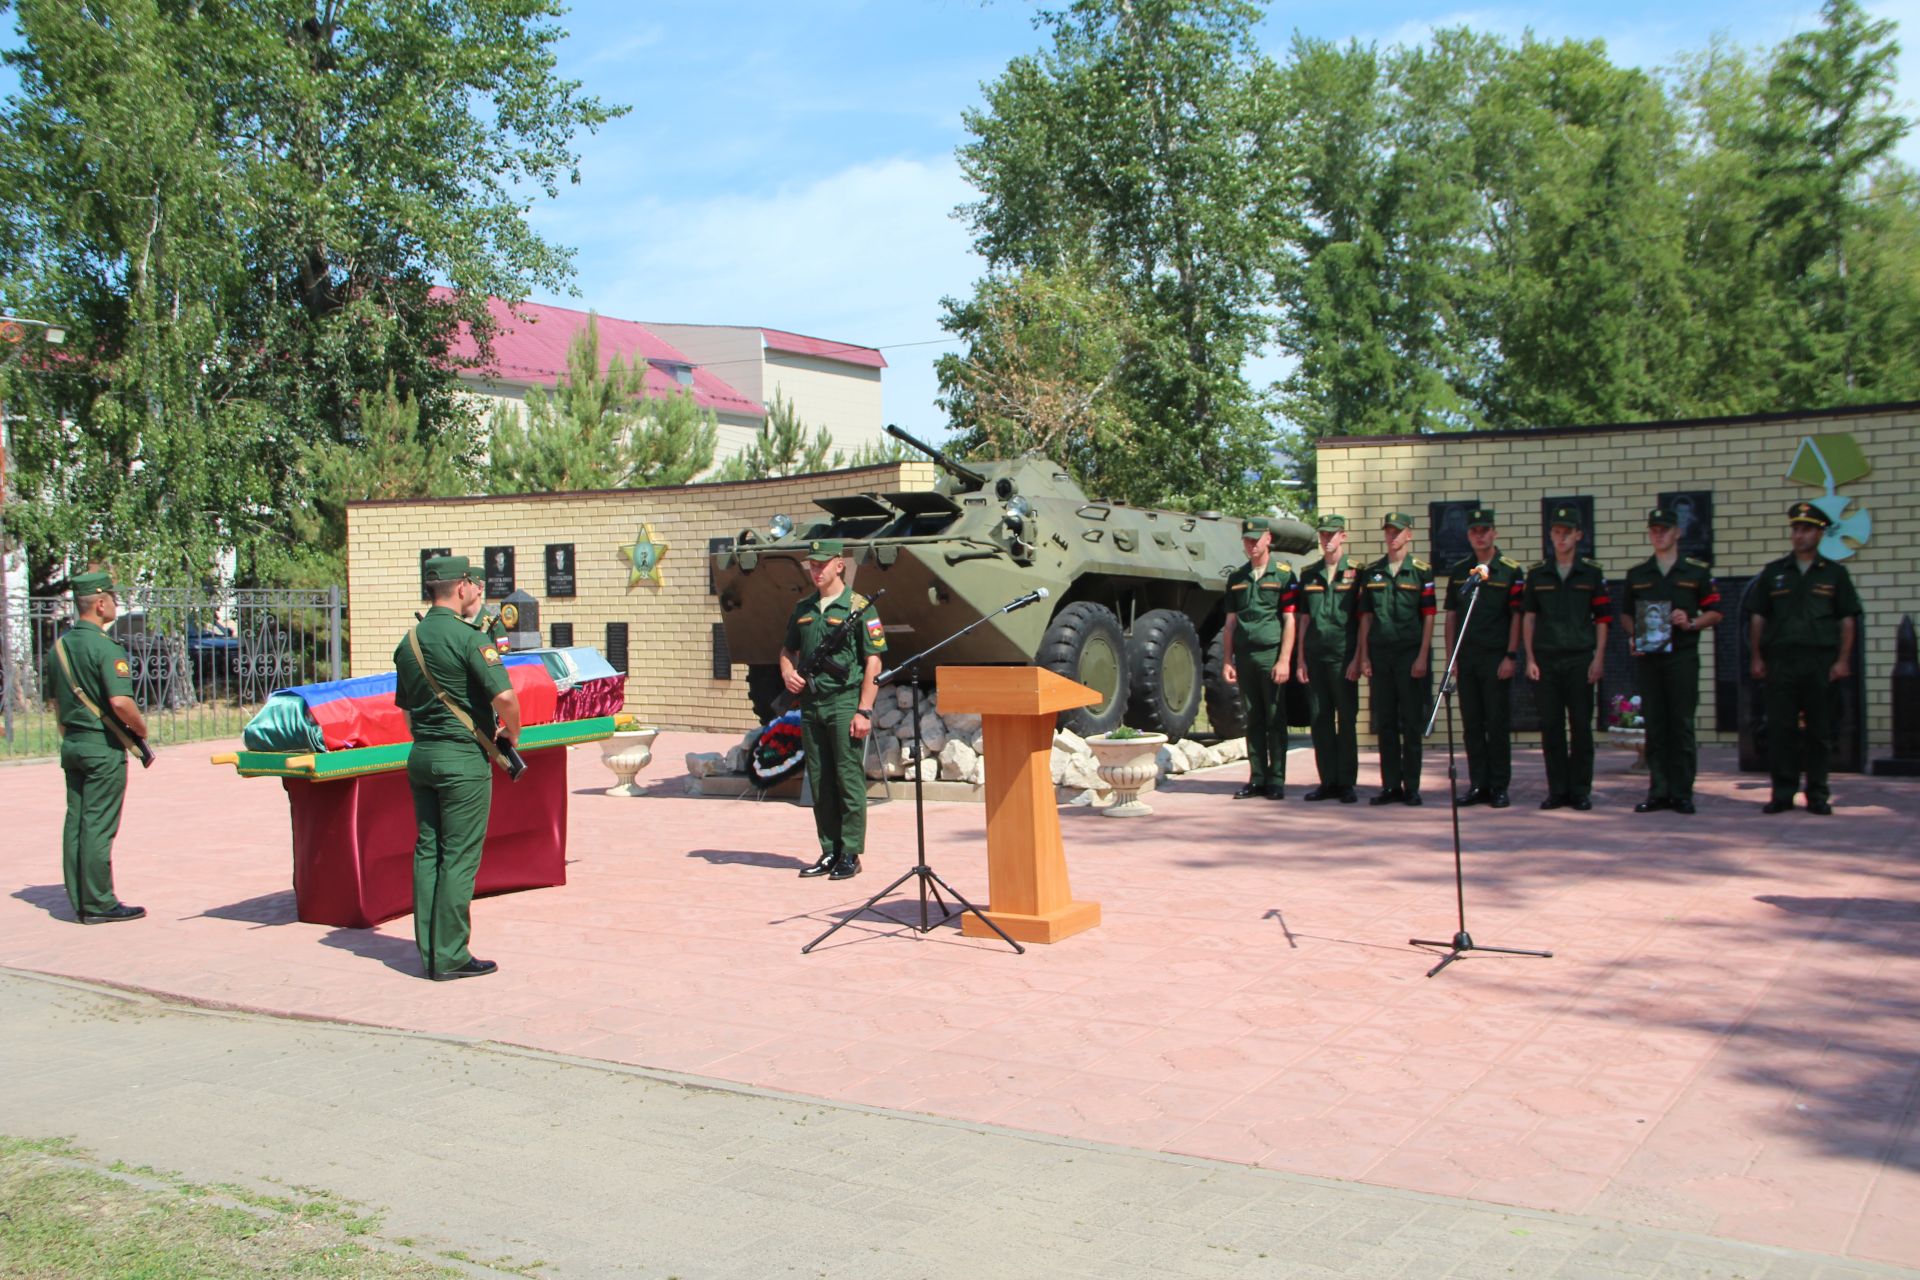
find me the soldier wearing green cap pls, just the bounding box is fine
[1749,501,1862,815]
[1523,506,1611,810]
[393,554,521,980]
[1623,508,1722,814]
[1353,512,1435,805]
[1294,513,1360,802]
[51,570,150,924]
[1222,516,1298,799]
[1443,508,1526,808]
[782,539,886,879]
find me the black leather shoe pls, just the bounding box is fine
[1634,797,1670,813]
[430,957,498,982]
[1265,785,1285,801]
[1807,799,1833,815]
[1459,787,1489,806]
[798,852,837,878]
[1302,785,1334,802]
[1233,784,1264,799]
[1489,791,1511,809]
[1761,798,1794,815]
[1539,795,1566,811]
[828,854,862,881]
[1570,796,1593,811]
[78,904,145,925]
[1672,799,1696,815]
[1403,791,1423,807]
[1338,788,1358,804]
[1368,788,1404,806]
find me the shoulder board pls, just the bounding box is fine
[849,593,869,609]
[1499,556,1522,570]
[1275,560,1293,574]
[1683,557,1712,569]
[1411,558,1430,572]
[1582,558,1604,570]
[1530,559,1549,571]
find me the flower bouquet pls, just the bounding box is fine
[1607,694,1645,731]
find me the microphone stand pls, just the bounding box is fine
[802,593,1046,955]
[1409,570,1553,978]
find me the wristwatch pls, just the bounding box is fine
[1506,650,1520,660]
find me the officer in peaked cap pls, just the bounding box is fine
[394,554,521,980]
[1294,513,1361,802]
[1523,505,1611,810]
[1353,512,1435,805]
[1443,507,1526,808]
[1222,516,1299,800]
[51,570,150,924]
[781,539,887,879]
[1622,507,1722,814]
[1749,501,1862,815]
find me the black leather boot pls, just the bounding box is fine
[828,851,862,880]
[798,851,836,878]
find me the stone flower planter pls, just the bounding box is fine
[1086,732,1168,818]
[599,727,661,796]
[1606,726,1647,774]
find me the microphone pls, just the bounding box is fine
[1462,563,1490,590]
[1007,587,1051,612]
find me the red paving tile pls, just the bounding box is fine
[5,735,1920,1267]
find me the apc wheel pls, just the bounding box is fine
[1124,609,1202,742]
[1039,601,1128,737]
[1202,628,1248,741]
[745,664,784,725]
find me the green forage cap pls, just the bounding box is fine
[1382,511,1415,530]
[1467,507,1497,527]
[806,539,845,562]
[71,571,116,598]
[1646,507,1678,528]
[1549,505,1583,529]
[422,555,472,582]
[1242,516,1273,536]
[1316,513,1347,532]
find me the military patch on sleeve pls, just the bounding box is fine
[482,646,501,665]
[113,659,131,676]
[495,636,511,651]
[865,616,886,645]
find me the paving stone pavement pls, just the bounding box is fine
[4,970,1911,1280]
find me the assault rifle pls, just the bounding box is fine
[771,588,886,718]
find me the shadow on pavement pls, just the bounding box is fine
[688,848,811,872]
[11,884,74,921]
[193,889,299,926]
[317,927,421,976]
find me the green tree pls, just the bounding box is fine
[710,392,834,482]
[950,0,1295,511]
[0,0,622,589]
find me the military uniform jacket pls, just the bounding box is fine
[393,606,514,747]
[1752,555,1862,652]
[1445,553,1526,654]
[1623,556,1721,653]
[1225,558,1298,651]
[1297,559,1360,664]
[1356,556,1435,648]
[1522,558,1611,655]
[784,589,887,698]
[53,620,136,743]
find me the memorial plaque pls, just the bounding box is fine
[1428,500,1479,571]
[1658,490,1714,564]
[484,546,516,599]
[419,547,451,599]
[1540,495,1596,561]
[545,543,576,598]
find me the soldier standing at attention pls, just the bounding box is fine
[781,540,886,880]
[1443,508,1526,808]
[1222,516,1298,800]
[1351,513,1435,806]
[1750,501,1862,815]
[1523,507,1611,810]
[52,570,149,924]
[1294,514,1360,803]
[394,556,521,981]
[1622,509,1722,814]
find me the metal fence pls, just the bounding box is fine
[0,587,344,756]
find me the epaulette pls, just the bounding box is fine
[1276,560,1293,574]
[1683,557,1712,569]
[1499,556,1522,570]
[850,592,869,610]
[1412,558,1430,571]
[1530,558,1549,571]
[1582,558,1604,570]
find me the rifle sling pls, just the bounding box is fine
[407,626,512,772]
[52,635,140,755]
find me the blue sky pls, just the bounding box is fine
[533,0,1920,439]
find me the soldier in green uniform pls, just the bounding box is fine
[1222,516,1298,800]
[1353,513,1435,805]
[473,602,513,654]
[781,540,886,880]
[1443,508,1526,808]
[51,571,149,924]
[1622,508,1722,814]
[1522,507,1611,810]
[1749,501,1862,815]
[393,555,521,980]
[1293,514,1360,803]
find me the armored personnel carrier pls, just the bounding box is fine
[710,427,1315,741]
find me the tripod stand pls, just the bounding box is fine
[802,595,1047,955]
[1408,568,1553,978]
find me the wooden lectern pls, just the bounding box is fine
[938,666,1102,944]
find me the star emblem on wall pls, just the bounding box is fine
[619,522,670,588]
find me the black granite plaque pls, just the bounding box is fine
[419,547,451,599]
[483,546,515,599]
[545,543,576,598]
[1658,491,1714,565]
[1428,500,1479,572]
[1540,495,1597,561]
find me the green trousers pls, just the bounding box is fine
[802,692,867,861]
[1235,642,1287,788]
[1637,650,1699,803]
[1369,643,1429,795]
[1534,652,1596,802]
[1764,646,1839,805]
[408,743,493,974]
[1303,655,1358,791]
[61,733,128,918]
[1455,650,1513,793]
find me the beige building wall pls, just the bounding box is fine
[639,325,766,404]
[1315,402,1918,752]
[765,353,886,455]
[346,461,939,733]
[458,383,766,473]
